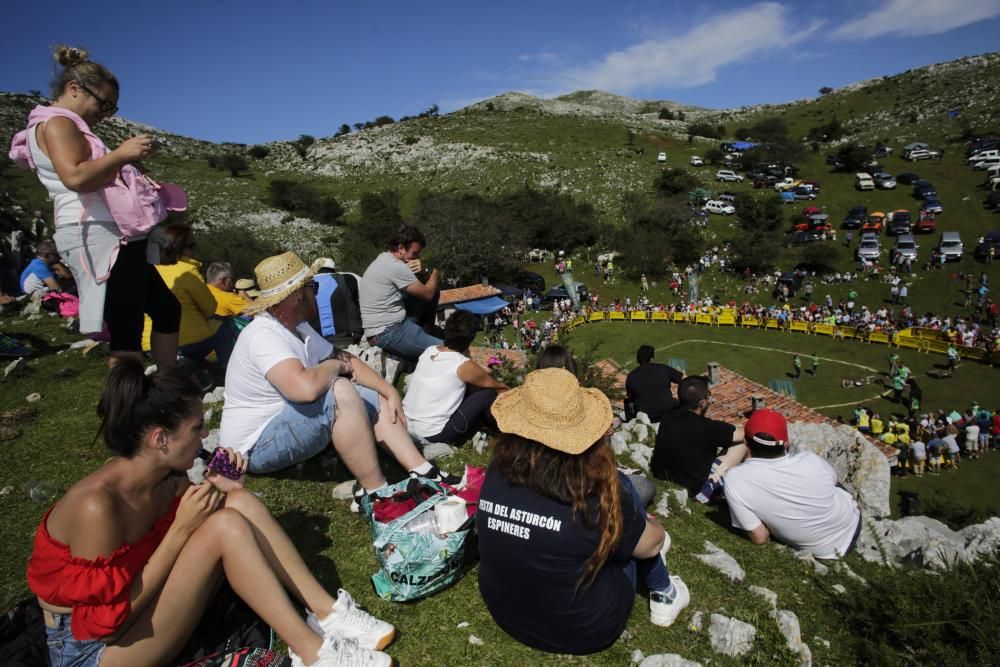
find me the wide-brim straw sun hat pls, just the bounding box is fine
[491,367,612,455]
[242,251,314,315]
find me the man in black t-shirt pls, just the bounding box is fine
[650,376,746,502]
[625,345,683,422]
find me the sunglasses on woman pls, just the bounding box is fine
[77,80,118,115]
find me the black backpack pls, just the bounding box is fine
[310,272,364,347]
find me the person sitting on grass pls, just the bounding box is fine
[18,239,64,296]
[725,409,863,559]
[477,369,690,655]
[205,261,251,317]
[27,360,395,667]
[219,251,460,510]
[402,309,509,444]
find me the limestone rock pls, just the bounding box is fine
[611,430,630,455]
[203,408,214,423]
[857,516,969,570]
[749,585,778,608]
[832,584,846,594]
[631,649,645,664]
[708,613,756,657]
[687,610,704,632]
[201,429,220,452]
[671,488,688,509]
[25,393,41,403]
[187,457,207,484]
[629,442,653,472]
[793,550,829,576]
[631,422,650,442]
[834,561,868,585]
[635,411,651,425]
[959,517,1000,560]
[468,634,483,646]
[639,655,702,667]
[4,358,25,378]
[331,480,356,500]
[422,443,455,461]
[694,541,745,582]
[655,493,671,517]
[203,386,226,404]
[772,609,812,666]
[472,431,489,455]
[788,422,890,517]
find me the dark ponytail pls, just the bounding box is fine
[96,359,202,457]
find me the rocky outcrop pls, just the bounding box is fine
[856,516,1000,571]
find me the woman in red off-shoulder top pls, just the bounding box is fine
[27,359,395,667]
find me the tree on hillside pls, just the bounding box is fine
[337,191,404,273]
[735,194,784,234]
[687,121,723,139]
[317,196,345,226]
[248,145,269,159]
[749,117,788,144]
[293,134,315,158]
[729,230,777,274]
[615,197,704,278]
[705,148,725,165]
[336,124,351,137]
[819,86,834,95]
[501,186,601,253]
[658,108,674,120]
[353,122,364,132]
[655,168,698,197]
[219,154,249,177]
[835,143,871,172]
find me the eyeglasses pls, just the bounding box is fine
[309,281,319,294]
[77,80,118,115]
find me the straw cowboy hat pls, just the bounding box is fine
[491,368,612,455]
[242,251,314,315]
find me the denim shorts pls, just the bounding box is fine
[44,610,105,667]
[247,381,380,474]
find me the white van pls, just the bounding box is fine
[938,232,963,261]
[986,164,1000,183]
[972,156,1000,170]
[968,149,999,163]
[855,173,875,191]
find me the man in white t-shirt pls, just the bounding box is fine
[725,409,862,559]
[220,251,459,511]
[359,224,442,362]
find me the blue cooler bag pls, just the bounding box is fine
[360,477,474,602]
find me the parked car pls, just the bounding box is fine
[873,172,896,189]
[922,198,944,215]
[872,145,892,158]
[543,282,590,306]
[842,205,867,229]
[801,179,822,191]
[793,186,817,200]
[516,271,546,293]
[779,191,797,204]
[857,234,881,261]
[974,232,1000,261]
[855,173,875,191]
[790,230,825,246]
[887,209,912,235]
[689,155,704,166]
[967,149,999,164]
[862,212,886,233]
[775,272,803,296]
[657,152,667,163]
[774,177,803,191]
[905,149,939,161]
[717,192,737,204]
[794,214,831,233]
[987,191,1000,209]
[894,234,919,261]
[896,172,921,185]
[715,169,744,182]
[938,232,964,261]
[972,156,1000,170]
[704,199,736,215]
[914,211,937,233]
[913,182,937,199]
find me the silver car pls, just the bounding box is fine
[857,234,881,261]
[894,234,919,261]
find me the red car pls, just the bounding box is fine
[802,179,821,191]
[914,211,937,233]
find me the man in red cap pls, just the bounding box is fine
[724,409,863,559]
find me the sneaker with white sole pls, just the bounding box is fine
[349,483,379,515]
[289,632,392,667]
[649,575,691,627]
[306,588,396,651]
[412,465,465,488]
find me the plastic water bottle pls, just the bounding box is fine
[404,509,440,535]
[24,480,57,504]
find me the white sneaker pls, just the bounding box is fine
[307,588,396,650]
[289,633,393,667]
[650,575,691,627]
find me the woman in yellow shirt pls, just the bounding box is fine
[142,224,237,365]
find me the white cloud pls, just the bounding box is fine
[540,3,822,95]
[830,0,1000,39]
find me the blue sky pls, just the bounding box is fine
[3,0,999,144]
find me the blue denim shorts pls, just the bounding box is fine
[44,610,104,667]
[247,381,380,474]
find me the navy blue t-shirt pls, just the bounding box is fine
[476,467,647,654]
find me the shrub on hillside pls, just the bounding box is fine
[247,145,269,159]
[196,223,282,279]
[267,180,343,225]
[687,121,724,139]
[336,191,404,273]
[218,154,249,177]
[655,168,698,197]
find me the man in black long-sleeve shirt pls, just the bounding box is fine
[625,345,682,422]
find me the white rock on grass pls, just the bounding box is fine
[473,431,489,455]
[771,609,812,666]
[634,412,651,425]
[655,493,671,517]
[694,541,745,582]
[631,649,645,664]
[857,515,978,571]
[26,393,41,403]
[331,480,356,500]
[687,610,704,632]
[468,634,484,646]
[749,585,778,608]
[201,429,220,452]
[834,561,868,585]
[631,422,650,442]
[611,431,630,455]
[187,457,207,484]
[831,584,847,594]
[203,386,226,404]
[793,550,829,576]
[629,443,653,471]
[4,358,25,378]
[671,488,688,509]
[708,613,756,657]
[639,655,703,667]
[422,443,455,461]
[456,621,470,628]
